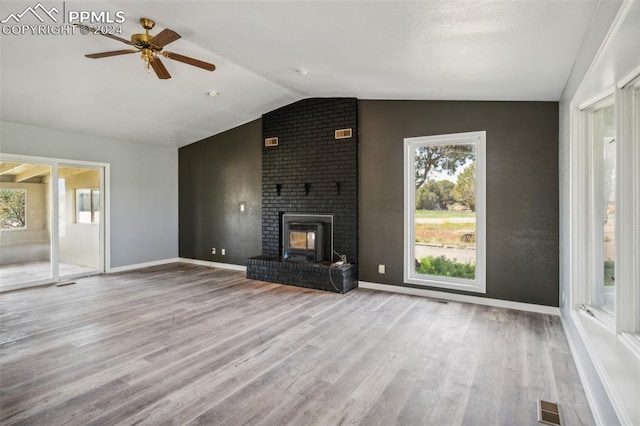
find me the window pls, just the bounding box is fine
[404,131,486,293]
[58,179,66,237]
[573,79,640,336]
[76,188,100,224]
[0,188,26,229]
[587,100,616,317]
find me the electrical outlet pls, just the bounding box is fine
[222,249,226,255]
[211,248,216,255]
[378,264,385,274]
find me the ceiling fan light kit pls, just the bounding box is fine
[80,18,216,80]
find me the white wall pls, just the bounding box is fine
[558,0,638,424]
[0,121,179,268]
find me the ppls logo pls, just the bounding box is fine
[1,2,126,36]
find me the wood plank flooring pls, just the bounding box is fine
[0,261,98,289]
[0,263,594,425]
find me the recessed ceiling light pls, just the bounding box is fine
[207,90,219,97]
[296,69,309,76]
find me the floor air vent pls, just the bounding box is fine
[537,399,563,425]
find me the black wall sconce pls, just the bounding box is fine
[335,182,341,195]
[304,183,310,195]
[276,184,282,196]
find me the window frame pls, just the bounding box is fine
[584,96,616,326]
[404,131,487,294]
[617,77,640,337]
[572,76,640,337]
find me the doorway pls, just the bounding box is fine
[0,156,108,291]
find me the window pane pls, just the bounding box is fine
[0,189,26,229]
[76,189,92,223]
[591,104,615,315]
[58,179,66,237]
[414,144,476,280]
[91,189,100,224]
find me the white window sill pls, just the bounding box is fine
[572,309,640,425]
[620,332,640,358]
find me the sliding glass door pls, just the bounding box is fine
[0,161,53,289]
[0,156,106,291]
[58,165,103,279]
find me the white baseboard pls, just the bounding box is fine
[107,258,180,273]
[178,257,247,272]
[358,281,560,315]
[107,258,247,274]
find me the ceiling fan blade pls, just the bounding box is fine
[150,28,181,48]
[151,57,171,79]
[75,24,132,45]
[163,52,216,72]
[85,49,138,59]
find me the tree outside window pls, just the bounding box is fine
[0,189,26,229]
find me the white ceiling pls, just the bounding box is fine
[0,0,600,147]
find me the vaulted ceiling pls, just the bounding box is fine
[0,0,600,147]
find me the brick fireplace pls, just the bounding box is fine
[246,98,359,293]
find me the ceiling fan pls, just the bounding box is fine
[79,18,216,79]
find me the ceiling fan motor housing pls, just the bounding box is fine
[131,33,159,50]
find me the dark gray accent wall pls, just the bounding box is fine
[359,100,559,306]
[179,119,262,265]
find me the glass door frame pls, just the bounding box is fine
[0,153,109,291]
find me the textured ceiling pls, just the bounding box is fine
[0,0,599,147]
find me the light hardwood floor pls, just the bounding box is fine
[0,261,98,289]
[0,263,593,425]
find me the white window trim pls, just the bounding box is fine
[615,77,640,334]
[403,131,486,294]
[583,96,616,327]
[571,78,640,338]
